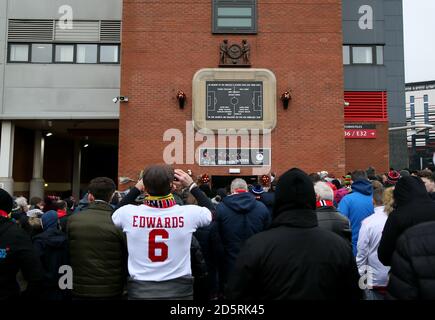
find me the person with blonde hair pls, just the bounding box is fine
[383,187,395,215]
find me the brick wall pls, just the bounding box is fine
[345,122,390,174]
[120,0,346,180]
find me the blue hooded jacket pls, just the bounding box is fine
[216,192,271,283]
[338,180,374,255]
[41,210,59,231]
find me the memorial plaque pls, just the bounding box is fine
[206,81,263,121]
[199,148,271,166]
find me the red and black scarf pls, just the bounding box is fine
[316,200,334,208]
[144,194,177,209]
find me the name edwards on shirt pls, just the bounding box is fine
[132,216,184,229]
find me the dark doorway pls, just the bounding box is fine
[211,175,258,191]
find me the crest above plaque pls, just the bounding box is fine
[219,39,251,67]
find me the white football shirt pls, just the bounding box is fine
[112,204,212,281]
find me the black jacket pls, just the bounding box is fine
[387,221,435,300]
[216,192,271,284]
[259,192,275,216]
[378,176,435,266]
[194,221,224,299]
[229,209,362,300]
[227,208,362,300]
[32,228,69,300]
[0,217,44,300]
[316,206,352,245]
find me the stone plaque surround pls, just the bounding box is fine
[192,68,277,132]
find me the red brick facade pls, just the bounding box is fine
[120,0,347,180]
[345,122,390,174]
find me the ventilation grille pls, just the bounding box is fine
[8,19,54,41]
[100,21,121,42]
[8,19,121,43]
[344,91,388,122]
[55,20,100,41]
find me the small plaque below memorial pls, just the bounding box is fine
[199,148,271,166]
[206,81,263,121]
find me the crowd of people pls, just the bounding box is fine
[1,164,435,300]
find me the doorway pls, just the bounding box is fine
[211,175,258,191]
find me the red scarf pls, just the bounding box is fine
[0,210,9,218]
[57,209,67,219]
[316,200,334,208]
[234,189,248,194]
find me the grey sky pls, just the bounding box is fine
[403,0,435,83]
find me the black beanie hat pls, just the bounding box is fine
[0,189,13,214]
[273,168,316,218]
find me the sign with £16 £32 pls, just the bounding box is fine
[345,124,377,139]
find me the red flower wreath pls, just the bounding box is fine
[200,174,210,184]
[261,174,271,186]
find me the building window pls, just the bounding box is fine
[410,95,415,126]
[352,46,373,64]
[30,44,53,63]
[343,46,350,65]
[100,45,120,63]
[9,44,30,62]
[343,45,384,65]
[212,0,257,34]
[8,43,119,64]
[376,46,384,65]
[55,44,75,63]
[76,44,98,64]
[424,94,429,103]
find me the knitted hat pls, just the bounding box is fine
[344,175,352,186]
[251,184,265,195]
[0,189,13,214]
[387,170,401,185]
[273,168,316,218]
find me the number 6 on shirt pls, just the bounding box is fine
[148,229,169,262]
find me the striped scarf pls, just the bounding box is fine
[144,194,177,209]
[316,200,334,208]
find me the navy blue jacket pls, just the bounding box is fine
[216,192,271,285]
[259,192,275,215]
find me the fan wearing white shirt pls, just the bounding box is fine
[112,165,213,300]
[356,181,391,300]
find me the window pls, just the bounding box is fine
[8,43,119,64]
[376,46,383,65]
[213,0,257,34]
[352,46,373,64]
[343,45,384,65]
[31,44,53,63]
[424,94,429,103]
[343,46,350,65]
[76,44,98,63]
[9,44,30,62]
[100,45,119,63]
[55,45,74,63]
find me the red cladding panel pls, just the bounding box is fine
[344,91,388,122]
